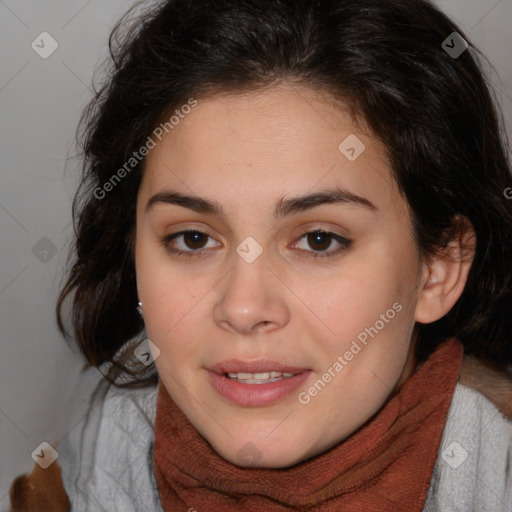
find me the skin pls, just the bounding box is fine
[134,82,474,468]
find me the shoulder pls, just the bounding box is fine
[8,376,162,512]
[424,382,512,512]
[57,376,163,512]
[94,376,160,428]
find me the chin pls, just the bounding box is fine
[215,438,309,469]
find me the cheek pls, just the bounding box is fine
[142,275,205,345]
[303,251,402,336]
[301,245,417,378]
[135,233,201,342]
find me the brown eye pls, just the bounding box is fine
[161,228,352,260]
[182,231,208,249]
[307,231,332,251]
[161,230,219,257]
[293,229,352,258]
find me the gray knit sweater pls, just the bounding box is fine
[55,380,512,512]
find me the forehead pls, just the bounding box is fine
[140,83,406,219]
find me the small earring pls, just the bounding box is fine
[137,301,143,317]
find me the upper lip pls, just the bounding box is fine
[209,359,310,375]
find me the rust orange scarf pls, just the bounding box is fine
[154,337,463,511]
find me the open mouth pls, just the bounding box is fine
[208,365,312,406]
[224,371,298,384]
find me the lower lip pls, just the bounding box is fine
[207,370,312,406]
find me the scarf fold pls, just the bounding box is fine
[154,337,463,511]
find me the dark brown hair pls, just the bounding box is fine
[57,0,512,386]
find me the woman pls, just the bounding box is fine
[9,0,512,510]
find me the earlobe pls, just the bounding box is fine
[414,216,476,324]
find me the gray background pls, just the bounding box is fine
[1,0,511,506]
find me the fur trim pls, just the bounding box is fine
[459,354,512,420]
[9,459,70,512]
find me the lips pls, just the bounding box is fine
[208,369,312,406]
[209,359,310,375]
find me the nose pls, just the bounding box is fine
[213,247,290,336]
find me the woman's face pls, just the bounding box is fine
[135,83,425,468]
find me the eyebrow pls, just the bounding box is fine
[145,186,377,219]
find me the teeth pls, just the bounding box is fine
[226,371,297,382]
[229,372,253,380]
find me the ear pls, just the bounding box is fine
[415,215,476,324]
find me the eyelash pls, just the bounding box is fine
[161,229,352,259]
